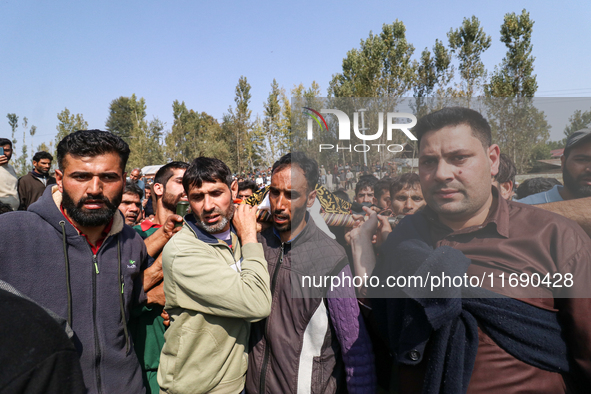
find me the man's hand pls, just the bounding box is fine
[161,214,183,239]
[233,204,258,245]
[161,310,170,327]
[350,207,379,244]
[349,207,379,291]
[146,282,165,306]
[0,155,7,166]
[143,214,183,256]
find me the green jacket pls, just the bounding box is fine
[130,221,163,394]
[158,214,271,394]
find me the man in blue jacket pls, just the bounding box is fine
[0,130,148,394]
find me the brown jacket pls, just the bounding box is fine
[18,171,56,210]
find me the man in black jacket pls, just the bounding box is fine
[17,151,56,210]
[0,130,148,394]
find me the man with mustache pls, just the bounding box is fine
[351,107,591,393]
[518,126,591,204]
[17,150,57,210]
[246,152,376,394]
[130,161,188,394]
[0,130,149,393]
[158,157,271,394]
[389,172,425,216]
[118,181,143,226]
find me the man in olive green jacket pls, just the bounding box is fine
[158,157,271,394]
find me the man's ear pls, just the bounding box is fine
[307,189,317,208]
[55,169,64,193]
[230,180,238,199]
[153,182,164,198]
[561,154,566,170]
[489,144,501,177]
[499,181,514,200]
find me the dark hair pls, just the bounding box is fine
[32,151,53,163]
[56,130,130,171]
[0,201,13,214]
[123,180,144,199]
[413,107,492,149]
[238,180,257,193]
[0,138,12,148]
[516,177,562,200]
[355,175,378,196]
[390,172,421,196]
[374,178,393,201]
[494,153,516,184]
[272,152,319,191]
[183,157,233,193]
[154,161,190,192]
[333,188,350,202]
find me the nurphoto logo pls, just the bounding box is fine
[303,107,418,153]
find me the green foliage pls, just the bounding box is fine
[263,79,284,164]
[225,76,255,173]
[414,39,453,98]
[105,94,146,142]
[485,10,537,97]
[448,16,492,98]
[15,117,30,177]
[7,113,18,146]
[563,108,591,139]
[36,142,52,153]
[104,96,165,170]
[127,117,165,171]
[488,98,550,173]
[55,108,88,149]
[165,100,230,165]
[328,20,415,98]
[484,10,547,174]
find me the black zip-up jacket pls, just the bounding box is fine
[0,185,147,394]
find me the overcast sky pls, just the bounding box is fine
[1,0,590,149]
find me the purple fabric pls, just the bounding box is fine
[326,265,377,394]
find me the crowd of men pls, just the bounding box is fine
[1,106,591,394]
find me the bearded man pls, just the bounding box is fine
[129,161,188,394]
[17,150,57,210]
[518,126,591,204]
[158,157,271,394]
[0,130,148,394]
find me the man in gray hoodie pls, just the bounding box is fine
[0,130,148,394]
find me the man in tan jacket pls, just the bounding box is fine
[0,138,19,210]
[158,157,271,394]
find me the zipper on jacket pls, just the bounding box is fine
[259,243,285,393]
[92,253,103,394]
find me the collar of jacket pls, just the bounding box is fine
[270,211,316,247]
[183,213,237,245]
[31,169,48,180]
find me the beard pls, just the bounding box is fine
[62,189,121,227]
[162,190,183,213]
[35,167,49,176]
[563,168,591,198]
[194,203,235,234]
[273,205,307,234]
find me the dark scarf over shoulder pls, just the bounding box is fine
[371,212,574,394]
